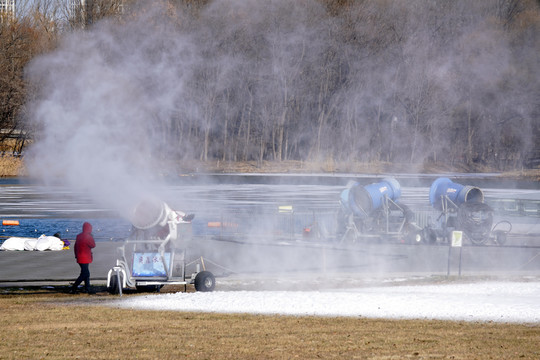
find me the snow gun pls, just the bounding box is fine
[425,178,495,245]
[338,178,418,243]
[340,177,402,219]
[107,198,215,295]
[429,177,484,211]
[129,197,194,251]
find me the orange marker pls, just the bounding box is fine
[207,222,238,228]
[2,220,19,226]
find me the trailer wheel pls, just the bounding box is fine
[403,225,422,244]
[422,227,437,244]
[494,231,507,245]
[194,271,215,292]
[108,274,122,295]
[409,231,422,244]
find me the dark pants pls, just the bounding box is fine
[73,263,90,291]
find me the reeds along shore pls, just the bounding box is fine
[0,156,25,177]
[0,157,538,180]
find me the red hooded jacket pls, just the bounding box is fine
[74,222,95,264]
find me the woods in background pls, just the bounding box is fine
[2,0,539,172]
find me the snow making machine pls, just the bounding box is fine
[107,198,215,295]
[420,177,510,245]
[337,177,420,243]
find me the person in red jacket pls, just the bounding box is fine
[71,222,96,294]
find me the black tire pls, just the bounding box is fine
[495,231,507,245]
[422,227,437,244]
[108,273,121,295]
[402,224,422,244]
[194,271,215,292]
[409,230,423,244]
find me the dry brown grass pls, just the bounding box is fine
[500,168,540,182]
[0,287,538,359]
[1,155,539,180]
[176,159,540,180]
[0,156,25,177]
[181,159,417,174]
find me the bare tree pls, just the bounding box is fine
[14,0,540,171]
[0,0,59,154]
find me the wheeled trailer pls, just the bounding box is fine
[421,177,511,245]
[337,178,420,244]
[107,198,215,295]
[106,240,215,295]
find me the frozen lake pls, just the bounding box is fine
[0,174,539,242]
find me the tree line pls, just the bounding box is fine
[2,0,539,171]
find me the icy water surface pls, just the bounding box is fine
[0,175,539,241]
[0,180,344,241]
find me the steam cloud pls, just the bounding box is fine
[24,2,198,215]
[24,0,539,217]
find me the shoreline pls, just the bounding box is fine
[1,157,539,181]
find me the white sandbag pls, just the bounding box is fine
[0,237,31,251]
[49,237,65,251]
[35,235,65,251]
[24,238,39,251]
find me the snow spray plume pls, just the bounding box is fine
[23,0,539,275]
[24,2,197,217]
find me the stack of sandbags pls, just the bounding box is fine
[0,235,65,251]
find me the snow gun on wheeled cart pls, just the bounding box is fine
[419,177,511,245]
[107,198,215,295]
[337,178,421,243]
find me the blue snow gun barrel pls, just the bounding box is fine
[429,177,484,210]
[340,177,401,218]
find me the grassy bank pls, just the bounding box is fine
[0,156,25,177]
[0,287,539,359]
[184,159,540,181]
[1,156,538,180]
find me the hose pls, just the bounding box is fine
[491,220,512,234]
[491,220,512,245]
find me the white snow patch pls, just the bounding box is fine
[112,280,540,323]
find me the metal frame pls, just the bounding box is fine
[106,238,206,294]
[430,195,511,245]
[339,195,412,243]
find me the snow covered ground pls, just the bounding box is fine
[111,274,540,324]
